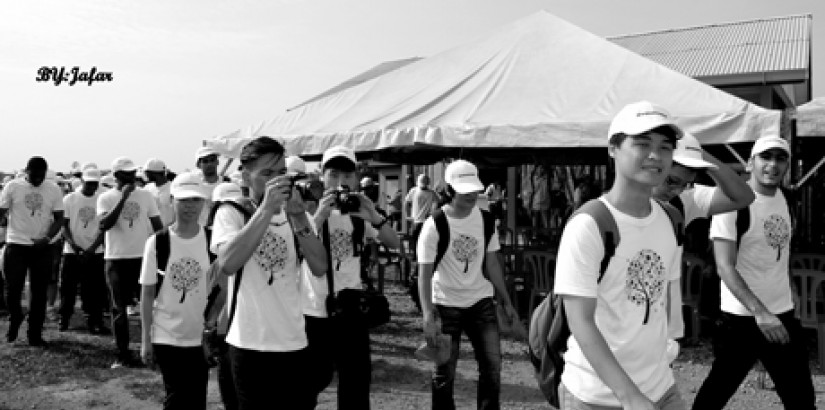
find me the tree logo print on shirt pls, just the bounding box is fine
[24,192,44,216]
[121,201,141,228]
[451,234,479,274]
[167,257,202,303]
[78,206,96,228]
[625,249,666,325]
[330,228,352,271]
[763,214,790,261]
[253,230,289,285]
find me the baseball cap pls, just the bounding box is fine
[100,174,116,188]
[445,160,484,194]
[81,162,98,171]
[750,136,790,158]
[608,101,683,141]
[321,146,356,169]
[212,182,244,202]
[170,172,208,200]
[673,133,717,170]
[360,177,374,188]
[196,146,219,161]
[111,157,138,173]
[82,168,101,182]
[285,156,306,173]
[144,158,166,173]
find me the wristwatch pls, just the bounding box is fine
[294,225,315,238]
[371,216,388,230]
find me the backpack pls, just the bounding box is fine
[528,198,684,407]
[154,226,215,300]
[432,208,497,273]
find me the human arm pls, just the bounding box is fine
[713,238,789,344]
[699,151,755,216]
[288,209,327,278]
[33,210,63,247]
[418,262,439,346]
[353,192,399,249]
[61,217,83,255]
[138,237,157,369]
[484,252,518,321]
[564,296,657,410]
[98,184,135,232]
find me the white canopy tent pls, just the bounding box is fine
[210,10,780,165]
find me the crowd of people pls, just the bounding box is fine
[0,99,814,410]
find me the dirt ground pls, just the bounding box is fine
[2,282,825,410]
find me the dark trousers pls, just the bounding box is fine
[154,344,209,410]
[59,253,106,326]
[2,244,53,338]
[305,295,373,410]
[105,258,141,357]
[692,310,816,410]
[433,297,501,410]
[217,341,238,410]
[230,345,315,410]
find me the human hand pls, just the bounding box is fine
[350,192,380,223]
[314,190,337,221]
[141,342,156,370]
[756,313,789,344]
[284,186,308,216]
[423,314,440,347]
[261,176,292,212]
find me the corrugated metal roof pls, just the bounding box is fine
[609,14,811,78]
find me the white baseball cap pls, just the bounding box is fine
[608,101,683,141]
[144,158,166,172]
[673,133,717,170]
[750,136,790,158]
[196,146,219,161]
[212,182,244,202]
[81,162,98,171]
[100,174,116,188]
[285,156,306,173]
[445,160,484,194]
[321,146,356,169]
[170,172,208,199]
[111,157,138,173]
[82,168,101,182]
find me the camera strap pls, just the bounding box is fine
[322,221,335,297]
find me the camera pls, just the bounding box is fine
[286,172,324,202]
[334,185,361,214]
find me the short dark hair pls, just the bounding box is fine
[239,137,285,167]
[25,156,48,171]
[323,157,356,173]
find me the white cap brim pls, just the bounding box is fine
[172,190,207,200]
[673,156,718,170]
[451,179,484,194]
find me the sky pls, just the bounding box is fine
[1,0,823,174]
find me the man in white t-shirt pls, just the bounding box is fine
[650,133,755,342]
[58,168,108,335]
[210,137,328,410]
[139,171,213,410]
[0,156,64,346]
[302,146,399,409]
[143,158,175,228]
[196,146,225,226]
[554,101,686,409]
[692,136,815,410]
[417,159,518,410]
[98,157,163,368]
[405,174,438,249]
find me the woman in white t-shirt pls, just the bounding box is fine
[139,172,214,410]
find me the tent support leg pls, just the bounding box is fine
[725,144,747,168]
[795,156,825,189]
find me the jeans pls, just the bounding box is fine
[154,344,209,410]
[559,383,685,410]
[692,310,816,410]
[59,253,106,326]
[305,315,335,403]
[229,345,315,410]
[105,258,142,358]
[433,297,501,410]
[216,340,238,410]
[2,244,53,338]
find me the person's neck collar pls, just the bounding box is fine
[170,220,200,238]
[203,174,219,184]
[604,180,654,218]
[445,203,473,218]
[749,179,779,196]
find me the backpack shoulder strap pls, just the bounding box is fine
[571,199,618,283]
[780,187,796,226]
[322,221,335,293]
[656,199,685,246]
[735,206,750,248]
[351,216,365,257]
[481,209,495,251]
[669,195,685,221]
[432,209,450,271]
[154,228,171,298]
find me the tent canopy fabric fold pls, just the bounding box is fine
[212,10,780,165]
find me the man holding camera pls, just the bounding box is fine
[302,146,399,409]
[211,137,328,410]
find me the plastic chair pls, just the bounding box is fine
[681,253,706,342]
[791,268,825,369]
[791,253,825,272]
[523,250,557,319]
[374,243,403,293]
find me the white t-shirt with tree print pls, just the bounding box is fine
[63,191,103,254]
[0,178,64,245]
[301,210,377,318]
[211,207,306,352]
[417,207,500,308]
[97,188,160,259]
[139,229,210,347]
[553,197,680,406]
[710,190,793,316]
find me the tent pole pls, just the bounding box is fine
[794,156,825,189]
[724,144,747,168]
[219,158,234,177]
